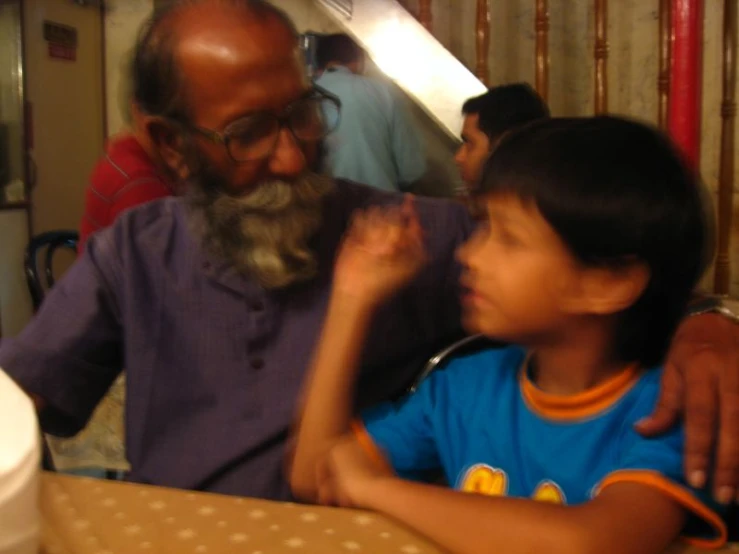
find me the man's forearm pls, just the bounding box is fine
[289,293,376,500]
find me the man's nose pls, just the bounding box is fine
[268,128,307,177]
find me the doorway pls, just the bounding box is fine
[0,0,31,337]
[0,0,104,338]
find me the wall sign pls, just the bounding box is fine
[48,43,76,61]
[43,21,77,62]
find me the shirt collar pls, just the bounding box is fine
[520,353,641,421]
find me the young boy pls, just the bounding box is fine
[290,116,727,554]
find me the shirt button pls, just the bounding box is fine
[250,358,265,370]
[252,301,265,312]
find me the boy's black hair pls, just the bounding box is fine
[316,33,363,71]
[462,83,550,143]
[478,116,706,367]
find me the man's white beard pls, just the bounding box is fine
[188,171,335,289]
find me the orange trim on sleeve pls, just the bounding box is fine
[350,421,394,474]
[597,470,727,549]
[520,359,641,421]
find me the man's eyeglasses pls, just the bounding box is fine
[182,87,341,162]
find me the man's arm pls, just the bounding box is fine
[637,305,739,503]
[635,181,739,502]
[0,230,124,436]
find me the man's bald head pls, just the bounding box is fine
[132,0,298,121]
[130,1,330,290]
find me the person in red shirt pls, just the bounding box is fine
[78,106,177,251]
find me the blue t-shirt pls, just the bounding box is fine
[360,346,726,547]
[315,67,426,192]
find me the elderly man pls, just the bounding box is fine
[1,0,738,504]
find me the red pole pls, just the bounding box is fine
[667,0,704,169]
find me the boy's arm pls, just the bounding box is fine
[289,293,377,501]
[333,379,723,554]
[289,198,428,501]
[354,475,685,554]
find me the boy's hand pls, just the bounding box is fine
[316,437,393,508]
[334,195,428,308]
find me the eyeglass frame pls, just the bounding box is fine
[173,86,341,163]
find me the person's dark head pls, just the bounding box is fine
[458,116,705,368]
[315,33,365,74]
[132,0,340,289]
[455,83,549,187]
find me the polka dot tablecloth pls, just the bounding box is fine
[39,473,738,554]
[39,473,443,554]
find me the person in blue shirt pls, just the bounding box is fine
[314,33,426,192]
[290,116,727,553]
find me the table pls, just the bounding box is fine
[39,473,738,554]
[40,473,442,554]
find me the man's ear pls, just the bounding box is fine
[146,118,192,180]
[574,261,651,315]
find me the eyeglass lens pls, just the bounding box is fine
[225,97,340,161]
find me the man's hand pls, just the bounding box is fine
[636,314,739,504]
[316,437,393,508]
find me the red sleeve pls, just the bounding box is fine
[108,177,173,221]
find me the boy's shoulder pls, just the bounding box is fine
[428,345,527,399]
[617,365,664,422]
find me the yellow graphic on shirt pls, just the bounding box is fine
[460,464,508,496]
[532,480,566,505]
[460,466,567,504]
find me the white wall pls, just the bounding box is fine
[104,0,154,138]
[0,211,31,337]
[0,1,25,192]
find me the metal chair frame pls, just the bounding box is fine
[24,230,79,312]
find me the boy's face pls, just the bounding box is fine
[455,114,492,189]
[457,194,584,342]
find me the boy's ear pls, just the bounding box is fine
[564,261,650,315]
[146,117,192,181]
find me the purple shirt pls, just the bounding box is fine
[0,181,473,499]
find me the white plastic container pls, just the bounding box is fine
[0,369,40,554]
